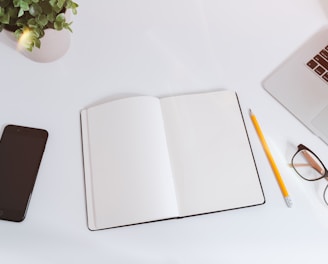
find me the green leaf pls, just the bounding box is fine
[54,21,63,30]
[34,37,41,49]
[65,1,79,15]
[20,2,29,11]
[13,0,20,7]
[57,0,65,9]
[29,3,42,16]
[14,28,23,39]
[56,12,65,22]
[0,12,9,24]
[27,17,37,28]
[71,2,78,15]
[37,14,48,26]
[18,7,24,17]
[49,0,56,7]
[47,13,55,22]
[65,21,72,32]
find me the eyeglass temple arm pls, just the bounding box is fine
[302,150,325,175]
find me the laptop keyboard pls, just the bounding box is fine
[307,46,328,82]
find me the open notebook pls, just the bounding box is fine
[81,90,265,230]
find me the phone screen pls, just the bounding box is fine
[0,125,48,222]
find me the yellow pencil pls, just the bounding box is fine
[249,109,292,208]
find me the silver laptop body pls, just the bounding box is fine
[263,25,328,144]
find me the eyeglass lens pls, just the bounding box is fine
[292,149,325,181]
[324,184,328,206]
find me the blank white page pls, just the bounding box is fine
[160,91,264,216]
[81,96,179,230]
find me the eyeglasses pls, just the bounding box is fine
[291,144,328,206]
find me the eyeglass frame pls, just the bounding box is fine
[291,144,328,206]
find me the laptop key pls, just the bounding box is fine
[307,59,318,69]
[314,55,328,70]
[314,65,325,75]
[306,46,328,83]
[323,72,328,82]
[320,49,328,60]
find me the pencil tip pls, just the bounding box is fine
[285,196,293,208]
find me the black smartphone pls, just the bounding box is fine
[0,125,48,222]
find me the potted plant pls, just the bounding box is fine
[0,0,78,61]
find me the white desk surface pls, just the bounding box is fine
[1,0,328,263]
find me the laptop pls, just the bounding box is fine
[263,25,328,144]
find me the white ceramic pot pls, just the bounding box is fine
[3,27,71,63]
[3,11,72,63]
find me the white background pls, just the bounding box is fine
[1,0,328,263]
